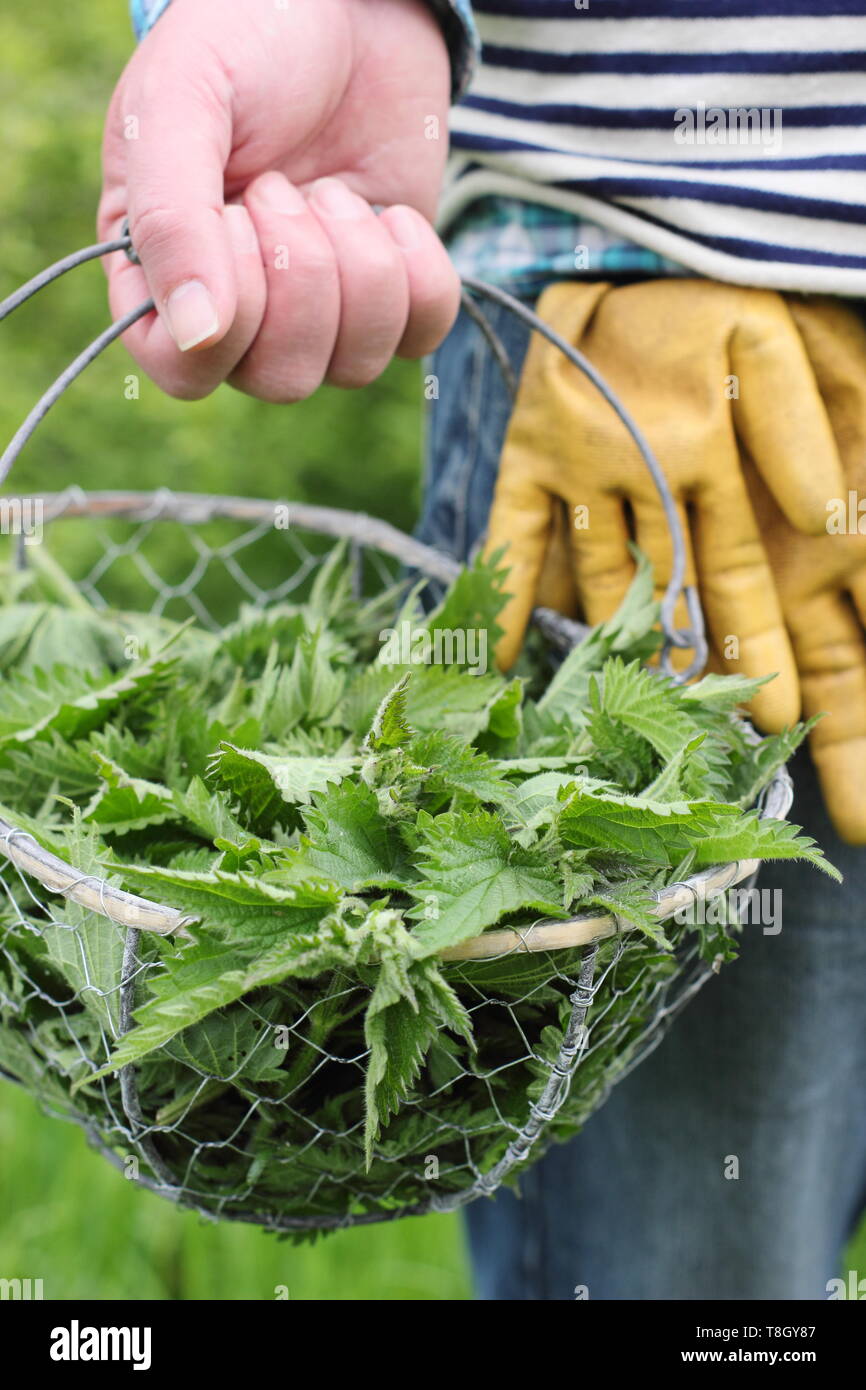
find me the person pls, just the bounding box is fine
[106,0,866,1299]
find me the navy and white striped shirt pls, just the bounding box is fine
[441,0,866,296]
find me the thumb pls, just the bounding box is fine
[124,51,237,353]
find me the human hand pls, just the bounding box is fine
[98,0,460,401]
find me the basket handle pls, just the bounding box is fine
[0,233,708,680]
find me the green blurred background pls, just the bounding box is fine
[0,3,862,1302]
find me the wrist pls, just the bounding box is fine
[131,0,477,102]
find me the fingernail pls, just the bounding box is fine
[225,204,259,254]
[387,206,421,251]
[310,177,364,219]
[256,173,307,215]
[164,280,219,351]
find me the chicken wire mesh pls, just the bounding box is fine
[0,858,694,1230]
[0,245,790,1231]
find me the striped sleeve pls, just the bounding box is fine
[441,0,866,296]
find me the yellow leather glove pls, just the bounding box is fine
[744,295,866,843]
[485,279,846,731]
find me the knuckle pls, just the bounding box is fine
[231,361,326,405]
[288,245,339,285]
[127,205,194,273]
[354,243,402,288]
[326,359,386,391]
[156,370,213,402]
[400,307,456,359]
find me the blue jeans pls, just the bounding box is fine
[418,297,866,1301]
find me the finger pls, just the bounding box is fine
[567,491,634,625]
[629,496,700,674]
[377,205,461,359]
[536,501,580,617]
[731,291,845,534]
[786,296,866,489]
[847,568,866,629]
[793,590,866,842]
[693,470,801,731]
[119,52,237,361]
[228,173,341,403]
[305,179,410,389]
[811,735,866,844]
[101,203,266,399]
[485,469,556,671]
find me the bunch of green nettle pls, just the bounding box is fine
[0,547,838,1230]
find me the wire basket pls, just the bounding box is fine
[0,245,793,1233]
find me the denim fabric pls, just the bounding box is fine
[419,300,866,1302]
[418,299,533,567]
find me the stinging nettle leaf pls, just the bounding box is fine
[211,742,359,814]
[537,551,661,723]
[408,808,566,954]
[84,751,176,836]
[363,672,414,751]
[282,780,409,892]
[0,651,176,747]
[0,543,840,1197]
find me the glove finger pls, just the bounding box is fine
[693,471,801,731]
[731,293,845,534]
[536,500,580,617]
[847,568,866,629]
[810,735,866,844]
[484,471,555,671]
[789,589,866,842]
[786,296,866,488]
[628,496,701,674]
[566,490,634,625]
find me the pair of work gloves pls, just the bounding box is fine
[486,279,866,843]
